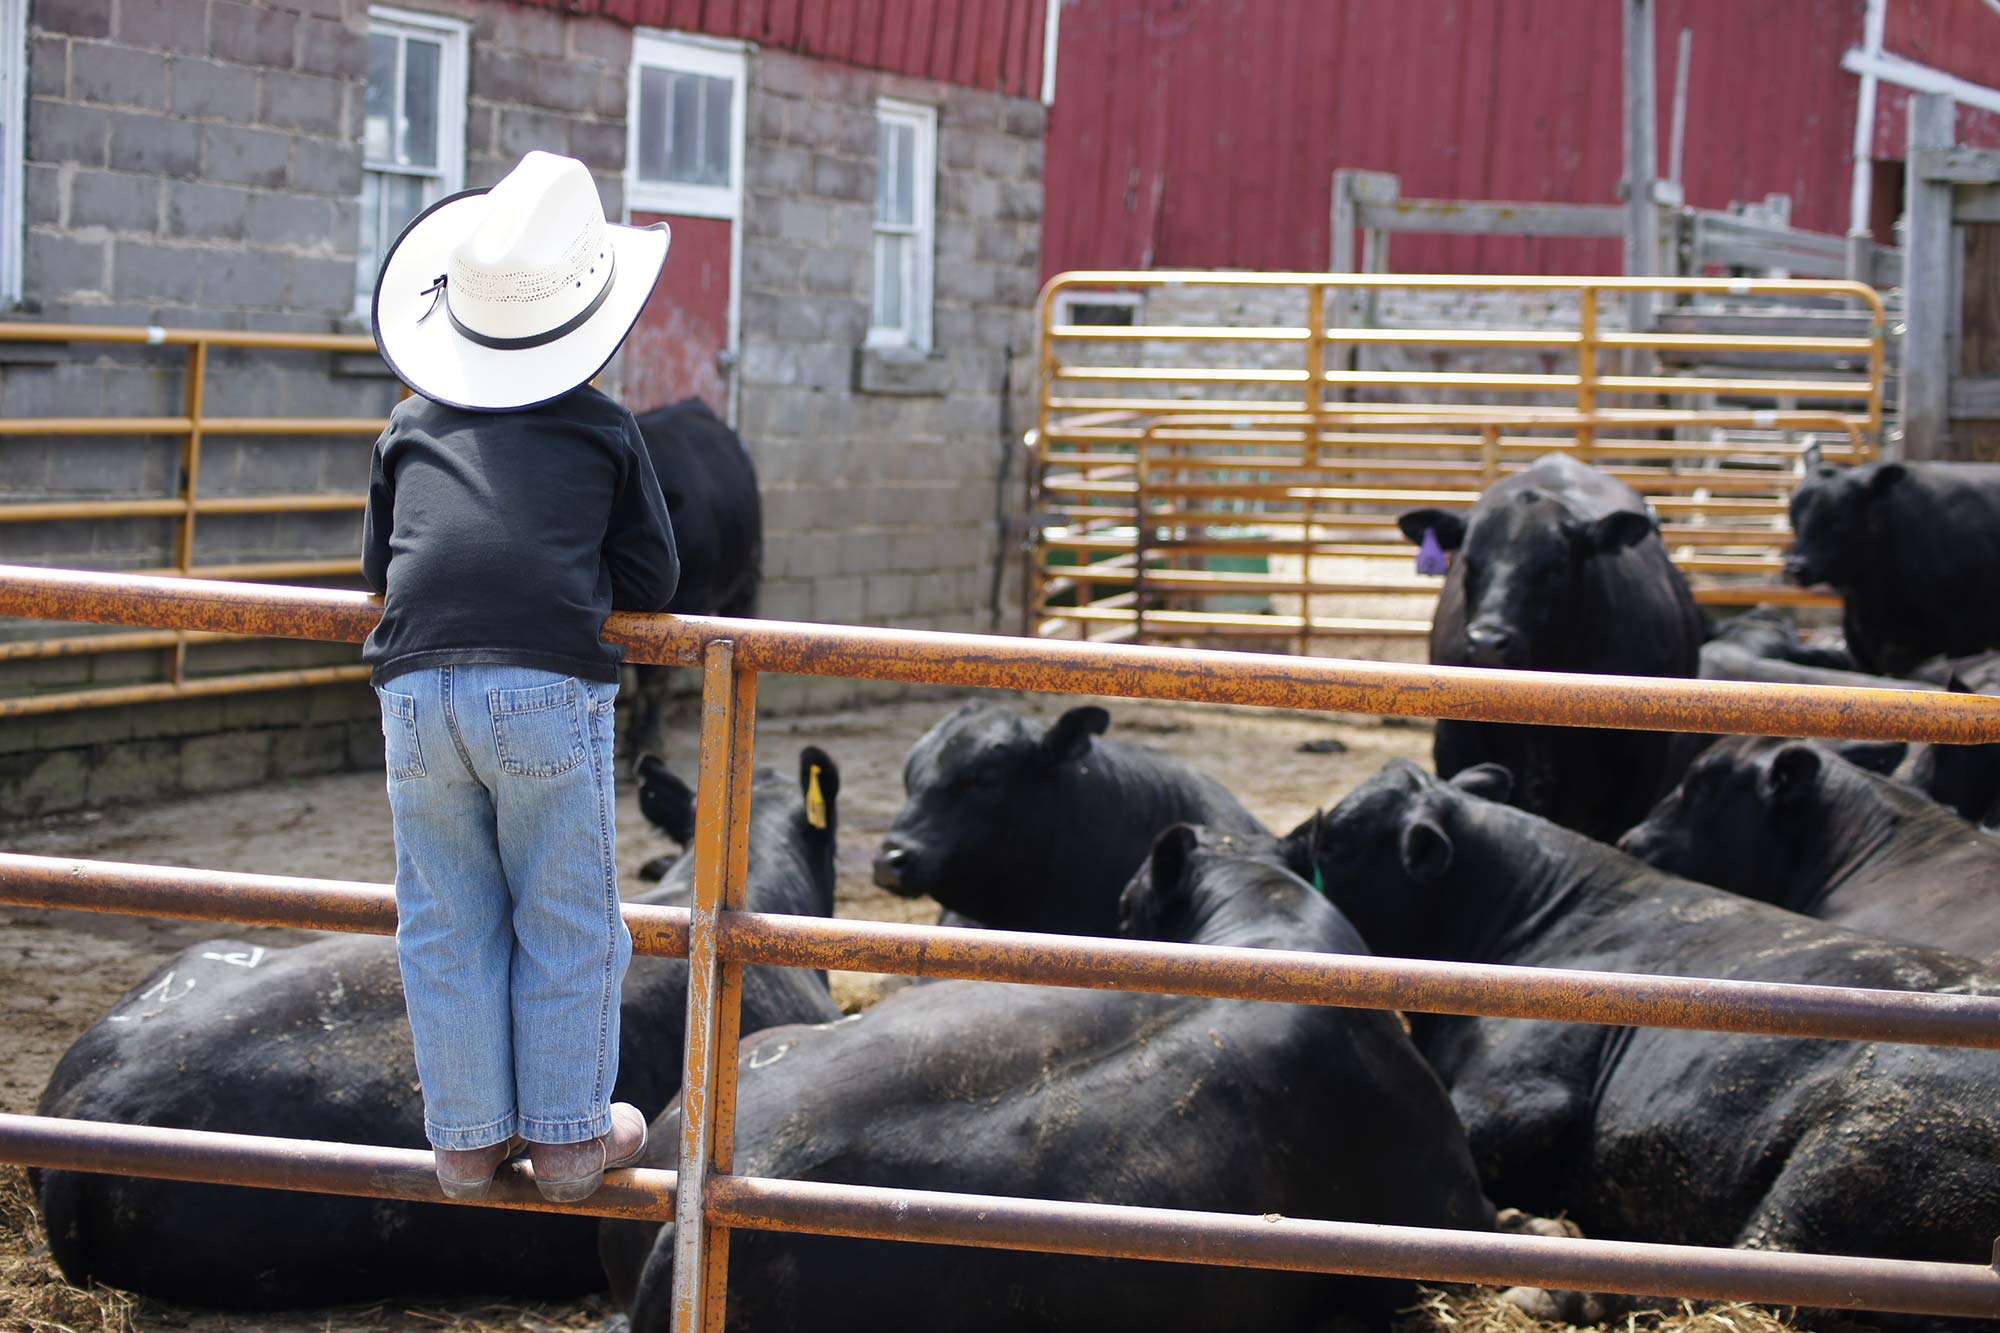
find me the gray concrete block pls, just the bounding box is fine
[998,181,1040,224]
[167,55,260,121]
[464,104,496,156]
[83,738,183,805]
[590,64,626,118]
[210,1,295,68]
[203,123,289,187]
[345,716,386,770]
[1000,99,1045,138]
[29,36,68,98]
[566,117,624,172]
[106,108,201,175]
[0,747,90,819]
[295,17,366,78]
[28,97,109,167]
[193,244,286,306]
[272,721,352,778]
[747,91,790,146]
[290,135,358,194]
[116,0,208,52]
[166,180,255,241]
[840,529,892,575]
[939,172,998,220]
[286,254,355,313]
[865,572,920,621]
[974,132,1027,181]
[245,189,330,246]
[941,127,977,171]
[180,730,275,794]
[25,230,108,297]
[566,16,628,64]
[112,238,203,302]
[476,1,565,59]
[472,48,537,106]
[34,0,111,37]
[750,142,810,195]
[73,41,167,110]
[810,153,868,202]
[813,574,865,625]
[23,163,62,225]
[745,242,804,292]
[259,69,342,133]
[802,246,862,296]
[71,169,160,231]
[752,51,820,100]
[496,107,571,159]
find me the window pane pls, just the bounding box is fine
[386,173,428,237]
[873,232,905,331]
[364,33,396,164]
[400,37,440,168]
[669,72,701,184]
[875,119,892,220]
[877,121,914,226]
[701,75,732,186]
[357,171,383,296]
[637,66,669,181]
[892,123,914,224]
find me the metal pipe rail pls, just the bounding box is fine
[4,565,2000,1331]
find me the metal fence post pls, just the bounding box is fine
[670,638,759,1333]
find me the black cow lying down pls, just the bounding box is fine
[1696,606,1905,690]
[1620,735,2000,963]
[1397,452,1706,841]
[604,825,1495,1331]
[1787,460,2000,675]
[872,700,1266,935]
[34,749,842,1309]
[1286,761,2000,1330]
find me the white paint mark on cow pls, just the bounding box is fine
[200,946,266,968]
[746,1038,798,1070]
[137,970,196,1007]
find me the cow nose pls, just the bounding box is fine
[1781,556,1814,586]
[1615,827,1649,857]
[1466,623,1513,666]
[872,844,908,891]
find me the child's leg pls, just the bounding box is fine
[477,669,631,1145]
[379,667,518,1150]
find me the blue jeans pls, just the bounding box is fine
[376,664,631,1150]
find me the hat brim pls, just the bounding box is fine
[372,188,671,413]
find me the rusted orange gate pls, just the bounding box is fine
[2,564,2000,1333]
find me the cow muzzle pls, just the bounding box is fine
[872,842,915,894]
[1781,555,1818,587]
[1464,622,1517,668]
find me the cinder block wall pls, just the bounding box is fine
[736,50,1042,712]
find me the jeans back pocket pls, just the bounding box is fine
[490,679,588,779]
[377,687,425,782]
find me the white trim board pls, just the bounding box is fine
[1841,47,2000,118]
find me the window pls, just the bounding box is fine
[1055,292,1141,326]
[357,7,466,308]
[869,99,935,352]
[0,0,24,304]
[626,33,745,220]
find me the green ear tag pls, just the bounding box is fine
[1312,865,1326,895]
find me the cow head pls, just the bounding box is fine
[873,701,1113,926]
[1400,491,1656,668]
[1785,462,1904,589]
[1280,759,1512,958]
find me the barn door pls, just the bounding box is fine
[623,33,745,422]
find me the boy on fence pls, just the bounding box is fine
[361,151,679,1203]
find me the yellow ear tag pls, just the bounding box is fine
[806,764,827,830]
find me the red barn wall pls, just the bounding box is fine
[1042,0,2000,278]
[509,0,1049,99]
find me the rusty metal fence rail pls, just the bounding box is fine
[1,564,1999,1332]
[0,321,386,718]
[1032,273,1885,646]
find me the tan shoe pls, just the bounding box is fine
[528,1103,648,1203]
[434,1134,521,1201]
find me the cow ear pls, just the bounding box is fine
[1448,763,1513,803]
[1147,824,1201,906]
[1399,811,1454,883]
[1279,811,1325,881]
[1041,705,1110,765]
[1398,508,1466,551]
[1829,739,1906,776]
[1866,462,1907,497]
[1581,509,1655,554]
[1762,743,1824,807]
[799,746,839,830]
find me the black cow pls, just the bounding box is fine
[635,750,697,880]
[1696,606,1892,688]
[625,397,764,755]
[1620,735,2000,962]
[34,749,842,1309]
[1786,460,2000,675]
[1285,760,2000,1328]
[1895,654,2000,828]
[1397,452,1706,840]
[871,701,1266,934]
[602,824,1495,1331]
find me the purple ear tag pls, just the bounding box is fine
[1416,527,1448,576]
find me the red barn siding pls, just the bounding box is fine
[1041,0,2000,278]
[513,0,1048,98]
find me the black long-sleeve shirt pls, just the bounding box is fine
[361,386,679,687]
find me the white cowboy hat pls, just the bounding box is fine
[372,151,671,412]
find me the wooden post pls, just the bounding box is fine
[1846,231,1876,284]
[1623,0,1661,332]
[1904,92,1957,461]
[1328,170,1396,394]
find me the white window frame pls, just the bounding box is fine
[0,0,26,304]
[626,32,747,222]
[357,5,468,311]
[868,98,936,353]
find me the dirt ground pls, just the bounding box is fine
[0,688,1438,1332]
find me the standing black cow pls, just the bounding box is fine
[624,397,764,756]
[1397,452,1706,840]
[1285,759,2000,1330]
[1786,460,2000,675]
[870,701,1266,934]
[33,749,841,1309]
[1619,735,2000,962]
[602,824,1494,1332]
